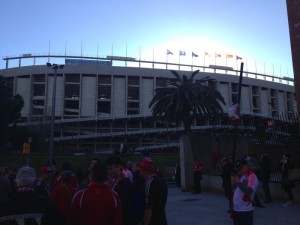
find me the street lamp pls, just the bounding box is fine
[47,62,64,167]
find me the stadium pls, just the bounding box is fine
[0,54,296,153]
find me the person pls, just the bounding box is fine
[259,153,272,203]
[0,168,12,201]
[193,160,202,194]
[139,158,168,225]
[279,153,294,207]
[106,156,134,225]
[54,161,78,191]
[68,162,122,225]
[131,162,145,225]
[36,166,52,196]
[50,170,76,224]
[123,161,134,183]
[174,163,181,188]
[86,157,100,185]
[231,157,259,225]
[0,166,63,225]
[220,157,233,212]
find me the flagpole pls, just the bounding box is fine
[246,59,248,77]
[65,40,67,60]
[203,51,206,72]
[192,55,194,71]
[152,48,154,68]
[125,44,127,67]
[179,52,180,70]
[97,42,99,60]
[214,54,216,66]
[48,40,51,63]
[81,41,83,60]
[166,50,168,69]
[139,46,141,68]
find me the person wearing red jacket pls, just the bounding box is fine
[54,161,78,191]
[50,171,76,223]
[68,162,122,225]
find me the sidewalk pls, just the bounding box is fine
[166,184,299,225]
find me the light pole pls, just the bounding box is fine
[47,62,64,167]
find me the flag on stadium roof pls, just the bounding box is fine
[167,49,173,55]
[179,51,186,56]
[192,52,199,57]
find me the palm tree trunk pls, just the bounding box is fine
[179,133,194,191]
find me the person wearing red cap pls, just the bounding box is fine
[139,158,168,225]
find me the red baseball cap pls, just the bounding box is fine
[139,158,154,172]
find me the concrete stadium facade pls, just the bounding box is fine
[0,55,296,153]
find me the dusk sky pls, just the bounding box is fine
[0,0,294,78]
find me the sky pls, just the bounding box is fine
[0,0,294,78]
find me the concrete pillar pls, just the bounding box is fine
[179,134,194,191]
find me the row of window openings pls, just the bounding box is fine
[33,84,139,100]
[231,94,287,111]
[31,100,140,115]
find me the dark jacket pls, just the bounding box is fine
[259,155,271,180]
[0,191,63,225]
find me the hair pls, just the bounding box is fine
[91,162,107,183]
[91,157,100,164]
[105,155,123,167]
[61,161,71,171]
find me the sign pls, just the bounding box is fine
[65,59,112,66]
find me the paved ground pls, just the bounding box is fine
[166,184,300,225]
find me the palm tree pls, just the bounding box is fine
[149,70,225,132]
[149,70,225,191]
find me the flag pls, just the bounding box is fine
[167,49,173,55]
[179,50,186,56]
[236,55,243,60]
[226,54,233,58]
[215,53,221,57]
[192,52,199,57]
[204,51,210,57]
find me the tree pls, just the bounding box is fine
[149,70,225,191]
[0,76,24,151]
[149,70,225,132]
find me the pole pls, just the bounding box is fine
[49,67,58,167]
[232,62,244,164]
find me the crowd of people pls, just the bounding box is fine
[0,151,298,225]
[0,156,168,225]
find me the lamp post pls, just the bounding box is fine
[47,62,64,167]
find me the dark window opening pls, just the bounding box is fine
[128,87,139,100]
[98,101,111,114]
[33,84,45,96]
[98,86,111,100]
[64,100,79,110]
[65,84,80,98]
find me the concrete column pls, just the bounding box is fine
[179,134,194,191]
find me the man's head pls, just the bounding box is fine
[60,170,72,182]
[234,157,251,175]
[91,162,108,183]
[90,157,100,169]
[138,158,155,179]
[15,166,37,187]
[105,156,123,179]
